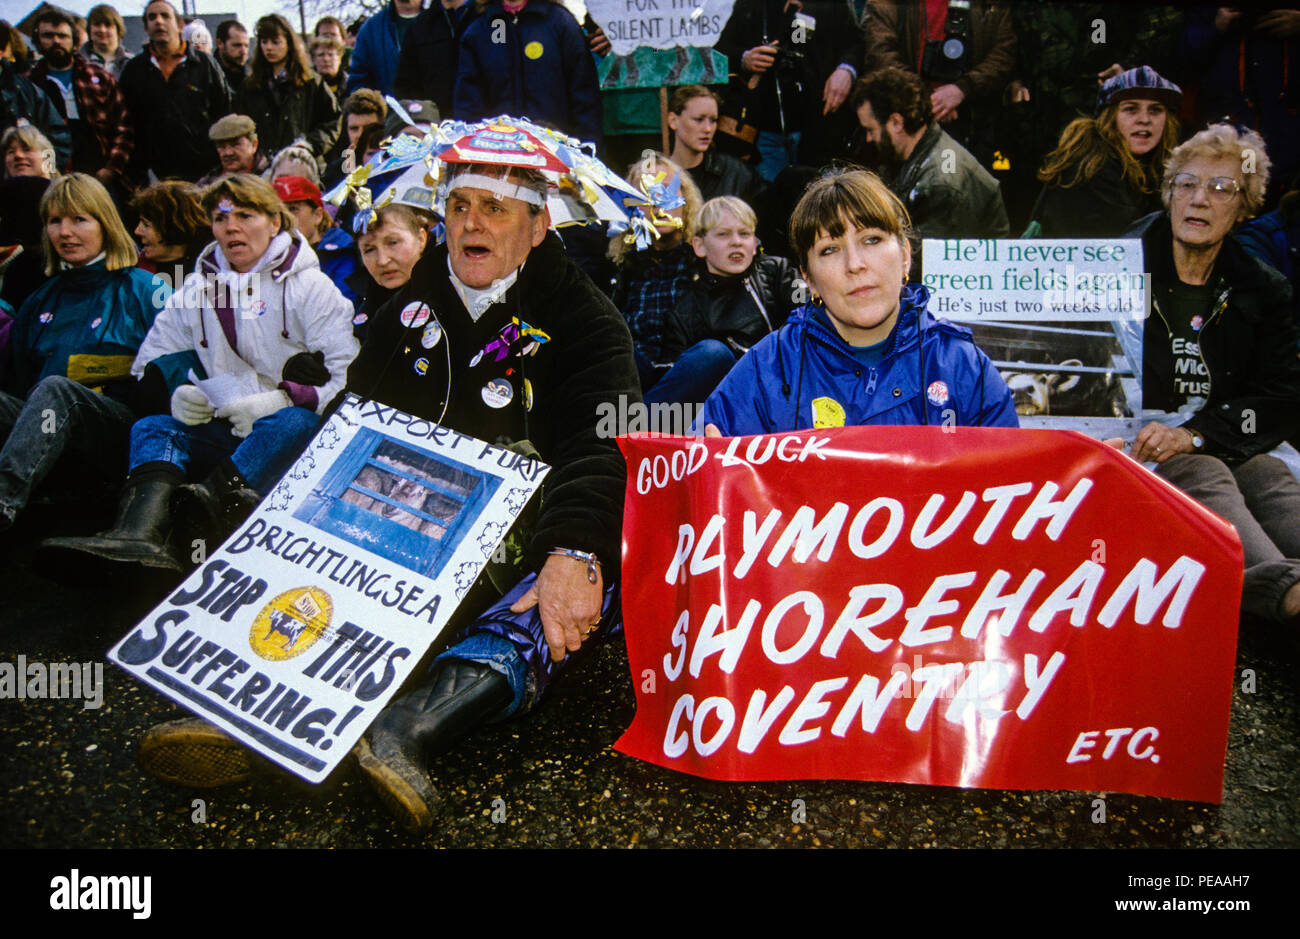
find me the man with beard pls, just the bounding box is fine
[118,0,230,183]
[852,68,1007,279]
[30,8,132,188]
[215,20,250,93]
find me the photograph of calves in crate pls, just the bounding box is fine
[965,320,1143,423]
[295,429,502,578]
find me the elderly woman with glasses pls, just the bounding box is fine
[1124,123,1300,626]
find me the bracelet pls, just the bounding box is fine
[549,548,600,584]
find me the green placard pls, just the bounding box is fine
[598,47,730,90]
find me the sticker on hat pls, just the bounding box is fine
[481,378,513,409]
[926,380,950,407]
[420,320,443,349]
[400,301,431,329]
[413,357,429,376]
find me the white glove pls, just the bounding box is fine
[171,384,214,426]
[215,390,291,439]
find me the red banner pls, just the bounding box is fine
[615,427,1242,803]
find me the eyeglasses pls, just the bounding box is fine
[1170,174,1242,203]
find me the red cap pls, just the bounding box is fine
[273,175,323,209]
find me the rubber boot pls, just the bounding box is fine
[354,658,513,831]
[171,460,261,559]
[36,471,183,578]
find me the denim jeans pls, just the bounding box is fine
[0,376,135,526]
[756,130,802,183]
[435,570,623,717]
[644,339,737,410]
[128,406,321,493]
[1156,453,1300,622]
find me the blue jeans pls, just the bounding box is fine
[129,407,320,493]
[0,376,135,526]
[435,570,623,717]
[756,130,801,183]
[644,339,737,410]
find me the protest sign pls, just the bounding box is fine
[109,394,548,784]
[922,238,1147,438]
[615,426,1241,803]
[587,0,737,56]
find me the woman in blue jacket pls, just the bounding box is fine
[0,173,169,530]
[698,169,1017,435]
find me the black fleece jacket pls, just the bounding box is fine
[336,232,641,572]
[1129,211,1300,461]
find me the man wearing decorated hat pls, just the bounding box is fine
[136,144,643,832]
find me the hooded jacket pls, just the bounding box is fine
[696,284,1018,435]
[1129,211,1300,461]
[132,230,359,414]
[338,231,640,572]
[661,254,799,363]
[8,260,167,398]
[454,0,602,148]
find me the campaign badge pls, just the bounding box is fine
[353,312,368,326]
[89,317,102,329]
[1191,315,1204,332]
[481,378,513,409]
[413,357,430,377]
[400,301,431,329]
[249,587,332,662]
[811,396,845,429]
[39,311,54,324]
[421,321,443,349]
[926,380,950,407]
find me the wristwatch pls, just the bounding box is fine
[1183,427,1204,450]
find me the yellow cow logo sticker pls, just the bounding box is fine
[249,587,333,661]
[524,41,544,60]
[811,396,846,428]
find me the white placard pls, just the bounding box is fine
[586,0,737,56]
[109,394,549,783]
[921,239,1147,321]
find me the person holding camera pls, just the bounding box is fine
[716,0,866,182]
[862,0,1015,155]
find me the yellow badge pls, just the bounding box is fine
[524,41,544,60]
[992,150,1011,171]
[249,587,333,661]
[811,396,846,428]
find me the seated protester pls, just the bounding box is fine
[697,169,1017,435]
[3,125,57,180]
[666,85,759,205]
[128,161,641,832]
[609,152,703,392]
[197,114,270,187]
[851,69,1009,279]
[266,142,322,186]
[39,174,359,572]
[1123,125,1300,625]
[131,180,209,280]
[273,174,361,317]
[1237,176,1300,342]
[1030,66,1182,238]
[0,173,169,531]
[349,201,432,341]
[233,14,341,161]
[654,195,799,407]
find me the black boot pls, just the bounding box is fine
[36,467,184,579]
[354,658,512,831]
[171,460,261,558]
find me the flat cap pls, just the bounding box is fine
[209,113,257,142]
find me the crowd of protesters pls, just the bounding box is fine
[0,0,1297,829]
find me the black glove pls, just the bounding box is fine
[281,350,330,386]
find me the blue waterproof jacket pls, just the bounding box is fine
[346,1,408,96]
[8,261,168,398]
[316,227,361,315]
[696,284,1018,435]
[453,0,602,149]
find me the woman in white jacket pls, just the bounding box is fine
[42,174,359,574]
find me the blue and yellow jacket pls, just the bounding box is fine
[696,284,1019,435]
